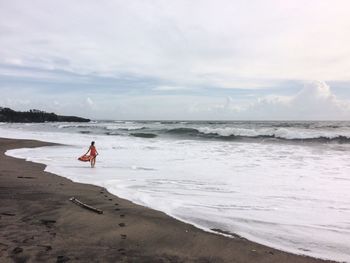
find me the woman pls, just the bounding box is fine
[85,141,99,168]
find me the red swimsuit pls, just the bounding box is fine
[90,146,97,157]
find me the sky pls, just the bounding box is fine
[1,0,350,120]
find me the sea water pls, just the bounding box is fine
[1,121,350,262]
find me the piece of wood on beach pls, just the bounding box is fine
[69,197,103,214]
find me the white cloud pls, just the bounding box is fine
[153,85,191,91]
[1,81,349,120]
[1,0,350,89]
[1,1,350,120]
[86,97,94,107]
[4,58,23,66]
[234,81,350,120]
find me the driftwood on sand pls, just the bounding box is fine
[69,197,103,214]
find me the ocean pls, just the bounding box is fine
[1,120,349,262]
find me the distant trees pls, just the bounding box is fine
[0,107,90,123]
[29,109,44,113]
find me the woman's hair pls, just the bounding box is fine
[91,141,95,146]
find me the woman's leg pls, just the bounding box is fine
[91,156,96,168]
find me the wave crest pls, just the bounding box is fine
[164,126,350,143]
[130,132,158,138]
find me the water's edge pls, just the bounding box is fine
[3,139,339,263]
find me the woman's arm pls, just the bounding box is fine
[85,146,91,155]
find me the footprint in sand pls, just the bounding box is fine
[115,208,120,211]
[1,212,15,216]
[12,247,23,254]
[120,234,127,239]
[118,248,126,255]
[56,255,70,263]
[118,223,126,227]
[0,242,9,251]
[120,214,125,218]
[22,236,34,243]
[40,219,56,228]
[37,245,52,251]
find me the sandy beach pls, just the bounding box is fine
[0,138,336,263]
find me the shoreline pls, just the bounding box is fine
[0,138,336,262]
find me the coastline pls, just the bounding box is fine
[0,138,336,262]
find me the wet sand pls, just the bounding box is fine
[0,138,336,262]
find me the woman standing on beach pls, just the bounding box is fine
[85,141,99,168]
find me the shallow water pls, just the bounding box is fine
[1,121,350,262]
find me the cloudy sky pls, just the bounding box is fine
[1,0,350,120]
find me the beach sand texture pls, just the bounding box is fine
[0,138,335,263]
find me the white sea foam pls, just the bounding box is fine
[1,124,350,262]
[58,124,73,129]
[198,126,350,140]
[105,125,145,131]
[198,127,272,137]
[57,123,92,129]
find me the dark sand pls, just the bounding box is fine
[0,138,336,263]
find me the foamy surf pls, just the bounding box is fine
[1,121,350,262]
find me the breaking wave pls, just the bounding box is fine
[130,132,158,138]
[164,127,350,143]
[41,121,350,143]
